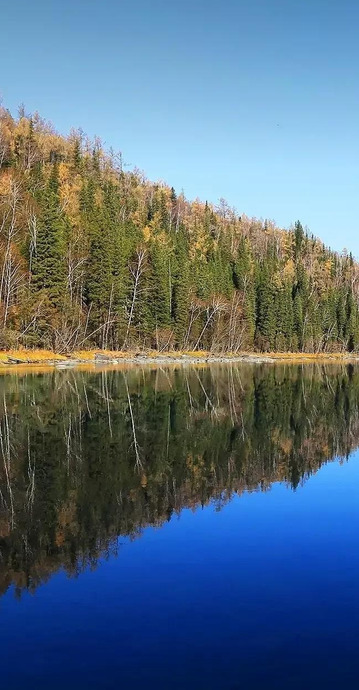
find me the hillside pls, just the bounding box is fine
[0,105,359,353]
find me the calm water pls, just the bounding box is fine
[1,363,359,689]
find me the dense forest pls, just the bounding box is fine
[1,105,359,352]
[1,363,359,596]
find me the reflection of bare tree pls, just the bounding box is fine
[65,413,72,474]
[0,394,14,526]
[185,372,195,415]
[102,372,113,438]
[227,366,238,425]
[123,373,143,472]
[26,431,35,512]
[194,370,218,418]
[81,375,92,419]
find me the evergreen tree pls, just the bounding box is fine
[31,163,67,305]
[172,231,190,346]
[294,220,304,259]
[255,260,276,351]
[71,137,82,171]
[147,242,172,339]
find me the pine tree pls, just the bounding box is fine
[255,261,276,351]
[71,137,82,171]
[293,291,303,350]
[147,242,172,339]
[84,203,114,342]
[294,220,304,259]
[276,283,294,350]
[172,231,190,346]
[31,163,67,305]
[233,237,255,346]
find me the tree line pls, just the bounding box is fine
[1,106,359,352]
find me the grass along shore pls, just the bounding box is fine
[0,349,359,368]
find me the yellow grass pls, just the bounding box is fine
[0,349,66,364]
[71,350,96,361]
[0,348,357,368]
[265,351,355,361]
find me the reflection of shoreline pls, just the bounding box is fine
[0,364,359,598]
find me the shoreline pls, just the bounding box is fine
[1,349,359,371]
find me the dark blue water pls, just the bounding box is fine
[1,364,359,688]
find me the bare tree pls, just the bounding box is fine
[0,179,25,328]
[193,296,227,351]
[122,248,147,349]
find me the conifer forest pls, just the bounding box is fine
[1,105,359,353]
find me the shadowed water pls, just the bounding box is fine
[1,363,359,689]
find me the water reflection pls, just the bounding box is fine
[0,363,358,597]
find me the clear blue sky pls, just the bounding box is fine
[1,0,358,253]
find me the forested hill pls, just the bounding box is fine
[0,106,359,353]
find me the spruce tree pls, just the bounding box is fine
[255,261,276,351]
[172,231,190,346]
[31,163,67,306]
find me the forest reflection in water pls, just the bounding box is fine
[0,362,358,598]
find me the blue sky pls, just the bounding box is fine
[1,0,358,253]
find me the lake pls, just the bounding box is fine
[1,362,359,689]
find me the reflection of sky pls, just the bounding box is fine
[2,452,359,689]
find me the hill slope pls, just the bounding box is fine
[0,106,358,353]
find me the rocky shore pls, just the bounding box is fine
[54,353,277,368]
[0,351,357,370]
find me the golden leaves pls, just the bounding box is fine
[0,169,13,196]
[58,162,82,219]
[142,225,151,242]
[282,259,295,282]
